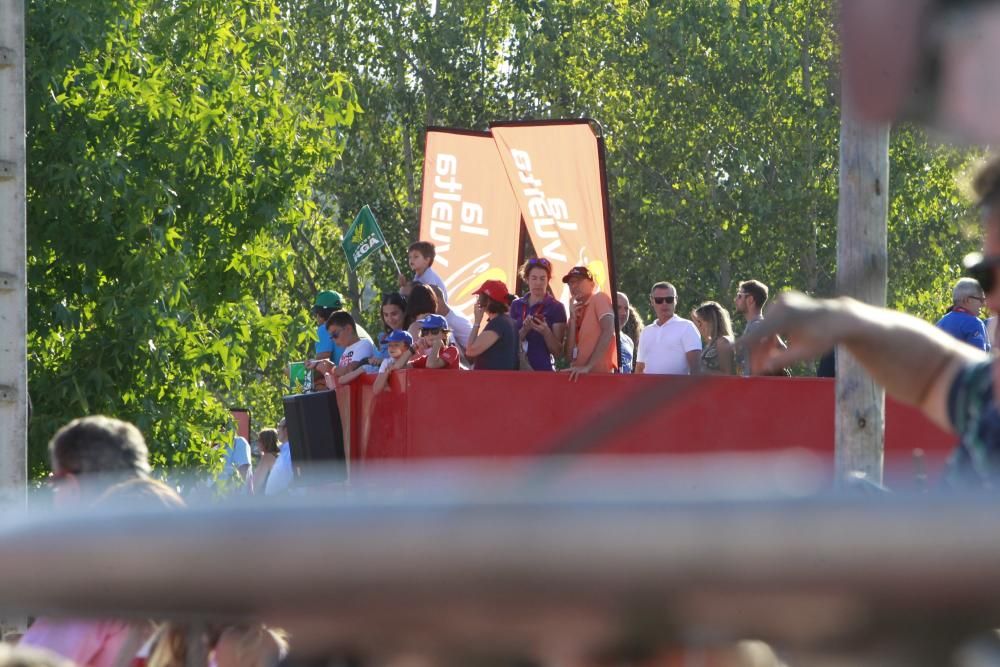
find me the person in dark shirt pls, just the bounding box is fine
[466,279,519,371]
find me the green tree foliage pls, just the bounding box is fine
[26,0,360,473]
[27,0,984,472]
[296,0,981,327]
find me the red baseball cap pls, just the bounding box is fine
[472,279,513,304]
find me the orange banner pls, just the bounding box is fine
[418,128,522,320]
[490,121,613,304]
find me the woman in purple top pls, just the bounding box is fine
[509,258,568,371]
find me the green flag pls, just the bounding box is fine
[341,205,388,272]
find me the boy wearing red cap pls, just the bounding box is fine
[562,266,618,379]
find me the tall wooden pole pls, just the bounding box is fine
[836,92,889,485]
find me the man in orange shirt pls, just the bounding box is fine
[562,266,618,380]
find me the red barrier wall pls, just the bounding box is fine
[339,371,955,485]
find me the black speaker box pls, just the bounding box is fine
[282,391,347,484]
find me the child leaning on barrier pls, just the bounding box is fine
[373,329,415,395]
[408,314,461,370]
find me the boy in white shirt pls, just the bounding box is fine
[316,311,376,389]
[399,241,448,302]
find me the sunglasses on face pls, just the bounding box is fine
[421,328,444,336]
[652,296,676,304]
[527,257,551,268]
[965,252,1000,294]
[328,328,343,339]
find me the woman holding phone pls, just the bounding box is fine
[509,258,567,370]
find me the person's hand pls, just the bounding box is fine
[530,316,550,334]
[562,363,592,382]
[397,273,408,289]
[742,291,843,374]
[431,338,444,353]
[415,337,431,354]
[323,372,337,391]
[473,300,485,323]
[309,359,333,373]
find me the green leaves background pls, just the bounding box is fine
[25,0,982,474]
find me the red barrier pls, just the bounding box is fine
[341,372,954,485]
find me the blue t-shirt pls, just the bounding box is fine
[315,324,334,358]
[936,310,990,352]
[946,359,1000,488]
[509,295,567,371]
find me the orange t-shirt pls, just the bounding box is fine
[572,291,618,373]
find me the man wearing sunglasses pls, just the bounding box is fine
[746,158,1000,487]
[935,278,990,352]
[635,282,701,375]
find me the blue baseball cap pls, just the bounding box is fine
[417,314,449,331]
[385,329,413,345]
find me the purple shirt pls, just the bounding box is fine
[510,294,567,371]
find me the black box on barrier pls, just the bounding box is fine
[282,391,347,484]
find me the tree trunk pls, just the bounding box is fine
[836,88,889,485]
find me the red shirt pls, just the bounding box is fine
[409,345,460,369]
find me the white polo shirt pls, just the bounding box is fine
[636,315,702,375]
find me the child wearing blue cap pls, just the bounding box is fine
[409,314,461,370]
[373,329,415,395]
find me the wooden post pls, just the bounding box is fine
[836,92,889,485]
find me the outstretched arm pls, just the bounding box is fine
[747,292,987,432]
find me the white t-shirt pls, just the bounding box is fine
[338,338,375,369]
[636,316,702,375]
[415,266,448,303]
[221,435,251,478]
[264,442,293,495]
[445,310,473,350]
[378,357,395,373]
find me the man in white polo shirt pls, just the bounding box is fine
[635,281,702,375]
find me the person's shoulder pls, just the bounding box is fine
[592,291,613,306]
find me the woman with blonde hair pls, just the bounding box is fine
[692,301,736,375]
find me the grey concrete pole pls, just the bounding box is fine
[836,89,889,485]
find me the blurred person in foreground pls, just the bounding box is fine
[0,643,74,667]
[746,157,1000,487]
[936,277,990,352]
[21,416,184,666]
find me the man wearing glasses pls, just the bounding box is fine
[745,158,1000,486]
[935,278,990,352]
[635,282,701,375]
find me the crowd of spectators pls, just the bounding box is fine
[300,241,792,384]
